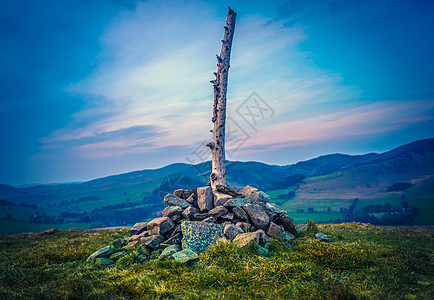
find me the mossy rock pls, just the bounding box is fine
[159,245,179,260]
[109,251,128,261]
[172,249,199,263]
[181,221,224,253]
[86,245,114,262]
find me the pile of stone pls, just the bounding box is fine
[87,185,300,265]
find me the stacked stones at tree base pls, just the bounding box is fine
[87,184,298,264]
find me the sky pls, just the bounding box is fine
[1,0,433,185]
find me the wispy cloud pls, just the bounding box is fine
[230,99,434,154]
[42,0,360,159]
[39,0,433,170]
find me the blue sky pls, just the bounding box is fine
[1,0,433,185]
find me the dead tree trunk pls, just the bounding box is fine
[207,7,237,189]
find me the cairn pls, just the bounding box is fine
[87,185,298,264]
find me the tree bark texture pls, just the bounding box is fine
[207,7,237,188]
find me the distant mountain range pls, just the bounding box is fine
[0,138,433,234]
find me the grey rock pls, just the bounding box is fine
[164,232,182,245]
[162,205,183,218]
[129,231,149,242]
[112,238,127,249]
[232,206,249,222]
[185,194,197,207]
[208,206,228,218]
[315,233,333,242]
[236,222,252,233]
[223,197,251,208]
[249,191,270,203]
[130,222,148,236]
[182,206,200,219]
[193,213,209,221]
[86,246,113,261]
[219,212,235,222]
[223,224,244,241]
[258,202,279,222]
[171,214,183,223]
[181,221,224,253]
[215,184,242,197]
[255,229,266,245]
[109,251,128,261]
[284,232,295,241]
[164,194,190,209]
[147,217,175,236]
[172,249,199,263]
[239,185,259,198]
[266,222,285,240]
[122,240,139,251]
[242,203,270,230]
[266,203,282,215]
[159,245,179,260]
[276,212,297,235]
[213,191,233,207]
[174,189,190,200]
[87,245,114,262]
[202,216,217,223]
[141,235,164,249]
[197,186,214,211]
[233,232,259,249]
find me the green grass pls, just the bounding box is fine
[267,187,297,199]
[0,224,432,299]
[280,198,354,213]
[410,197,434,225]
[303,172,343,182]
[288,212,344,224]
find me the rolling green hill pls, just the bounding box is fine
[0,138,433,234]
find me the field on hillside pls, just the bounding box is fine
[1,138,433,234]
[0,224,432,299]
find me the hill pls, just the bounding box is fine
[0,138,433,234]
[276,138,434,224]
[0,224,432,299]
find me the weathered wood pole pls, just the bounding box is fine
[207,7,237,188]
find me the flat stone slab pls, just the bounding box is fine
[164,194,190,209]
[159,245,179,260]
[147,217,175,235]
[249,191,270,203]
[130,222,148,236]
[315,233,333,242]
[181,221,224,253]
[162,206,183,218]
[87,245,114,262]
[223,197,251,208]
[233,232,259,249]
[172,249,199,263]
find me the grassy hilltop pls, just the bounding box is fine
[0,223,432,299]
